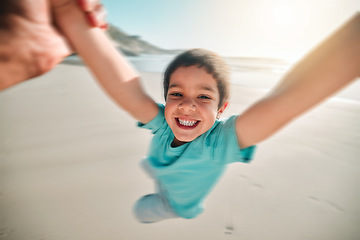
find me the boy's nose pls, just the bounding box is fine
[178,98,196,112]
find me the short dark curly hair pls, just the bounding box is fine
[163,48,230,109]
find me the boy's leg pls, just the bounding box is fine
[136,158,178,223]
[140,158,161,192]
[140,158,155,179]
[133,193,178,223]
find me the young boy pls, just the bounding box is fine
[133,49,256,222]
[53,1,360,223]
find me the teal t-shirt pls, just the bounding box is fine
[138,104,256,219]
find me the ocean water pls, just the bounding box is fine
[127,54,290,89]
[65,54,360,102]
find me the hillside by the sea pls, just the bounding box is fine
[106,24,181,56]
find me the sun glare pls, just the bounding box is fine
[272,5,294,25]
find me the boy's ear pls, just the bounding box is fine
[217,101,229,118]
[219,101,229,113]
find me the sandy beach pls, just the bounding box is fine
[1,63,360,240]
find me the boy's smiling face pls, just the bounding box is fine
[164,66,228,147]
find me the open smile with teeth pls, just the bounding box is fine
[177,118,199,127]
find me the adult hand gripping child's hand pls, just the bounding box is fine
[0,0,106,90]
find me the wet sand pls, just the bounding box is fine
[0,63,359,240]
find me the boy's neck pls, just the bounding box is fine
[171,138,188,148]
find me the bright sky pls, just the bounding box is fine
[102,0,359,61]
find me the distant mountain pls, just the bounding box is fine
[106,24,182,56]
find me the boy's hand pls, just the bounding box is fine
[53,0,107,29]
[0,0,106,91]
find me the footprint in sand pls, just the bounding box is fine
[252,183,265,190]
[308,196,345,213]
[224,225,234,234]
[238,175,265,192]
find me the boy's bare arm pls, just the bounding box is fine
[52,0,158,124]
[236,12,360,148]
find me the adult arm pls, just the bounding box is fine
[236,12,360,148]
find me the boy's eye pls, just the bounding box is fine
[170,92,182,97]
[198,95,211,100]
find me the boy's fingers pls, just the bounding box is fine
[77,0,100,12]
[100,23,108,30]
[85,4,107,28]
